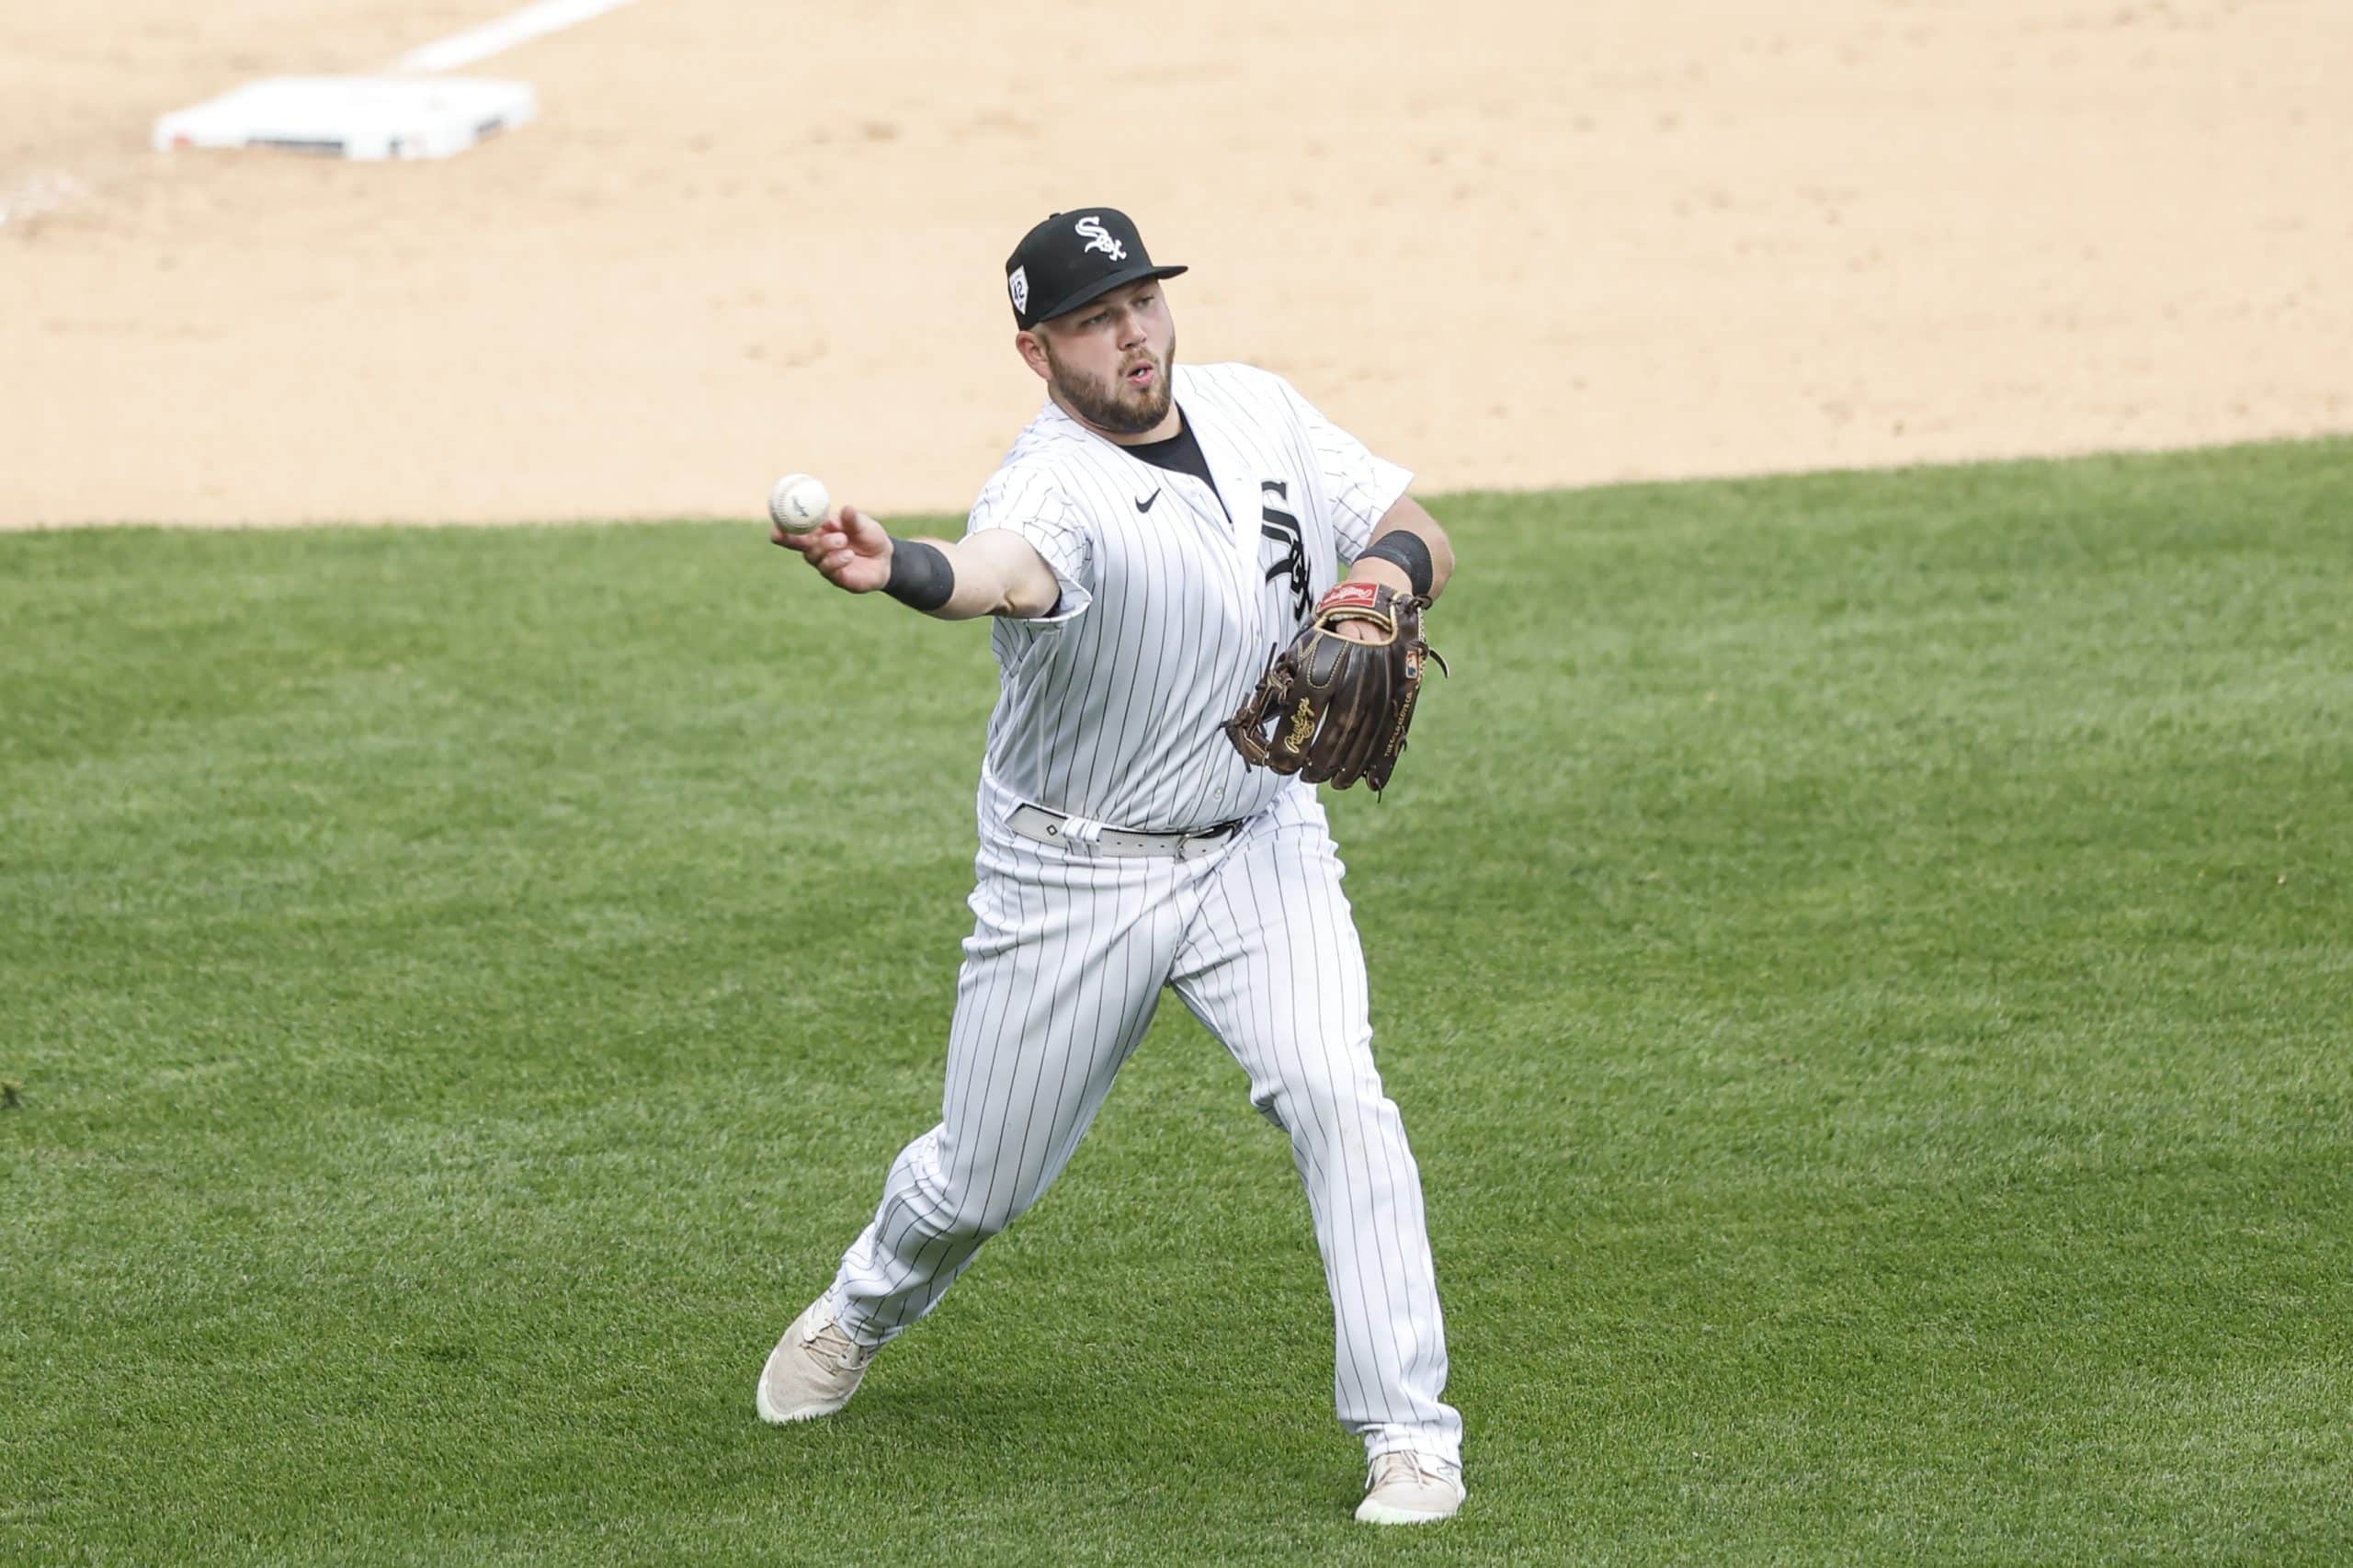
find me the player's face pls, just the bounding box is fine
[1031,280,1177,438]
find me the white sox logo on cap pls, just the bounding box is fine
[1074,215,1126,262]
[1004,206,1184,328]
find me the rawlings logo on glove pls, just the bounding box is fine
[1223,583,1449,792]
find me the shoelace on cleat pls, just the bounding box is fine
[800,1319,875,1371]
[1369,1452,1461,1493]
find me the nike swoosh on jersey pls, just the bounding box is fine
[1135,489,1161,513]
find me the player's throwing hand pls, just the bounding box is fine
[774,503,893,594]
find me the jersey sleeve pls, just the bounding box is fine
[1279,377,1415,564]
[963,465,1095,623]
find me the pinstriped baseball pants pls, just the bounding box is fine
[824,791,1463,1465]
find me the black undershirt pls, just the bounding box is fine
[1123,408,1215,489]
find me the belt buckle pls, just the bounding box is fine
[1180,819,1238,861]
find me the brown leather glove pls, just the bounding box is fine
[1223,582,1448,792]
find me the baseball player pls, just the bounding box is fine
[760,208,1465,1526]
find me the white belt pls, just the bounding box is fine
[1007,803,1245,861]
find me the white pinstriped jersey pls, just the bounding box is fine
[963,361,1412,835]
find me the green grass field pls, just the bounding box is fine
[5,440,2349,1565]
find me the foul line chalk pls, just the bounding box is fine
[390,0,641,74]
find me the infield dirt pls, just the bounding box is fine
[3,0,2347,528]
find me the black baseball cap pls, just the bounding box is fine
[1005,207,1188,330]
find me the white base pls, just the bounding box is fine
[153,76,537,161]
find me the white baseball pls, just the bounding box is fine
[768,472,831,534]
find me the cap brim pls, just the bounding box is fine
[1029,263,1188,326]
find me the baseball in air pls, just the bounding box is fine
[768,472,831,534]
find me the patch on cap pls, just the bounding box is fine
[1007,265,1029,315]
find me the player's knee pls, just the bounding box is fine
[1245,1078,1290,1131]
[1261,1055,1388,1135]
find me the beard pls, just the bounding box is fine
[1045,331,1177,437]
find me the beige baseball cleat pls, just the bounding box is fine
[1355,1450,1466,1525]
[756,1298,877,1424]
